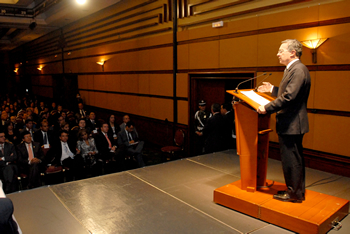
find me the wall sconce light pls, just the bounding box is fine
[97,61,105,71]
[301,38,328,63]
[37,66,43,71]
[14,68,19,73]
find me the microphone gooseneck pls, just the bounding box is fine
[235,73,267,93]
[254,73,272,92]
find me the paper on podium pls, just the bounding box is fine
[240,90,271,106]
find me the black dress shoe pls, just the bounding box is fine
[273,193,303,203]
[276,190,305,200]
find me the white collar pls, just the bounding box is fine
[286,59,299,70]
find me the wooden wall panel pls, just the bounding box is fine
[219,35,258,68]
[105,75,122,92]
[87,75,94,90]
[150,98,173,121]
[178,44,189,70]
[149,74,173,96]
[32,86,53,98]
[120,74,139,93]
[178,100,189,125]
[313,114,350,157]
[314,71,350,112]
[139,96,152,118]
[139,74,150,94]
[219,16,258,35]
[176,73,188,98]
[149,47,173,70]
[88,91,96,107]
[93,75,106,91]
[319,0,350,21]
[120,95,140,115]
[188,23,220,40]
[317,23,350,65]
[189,40,219,69]
[78,75,88,90]
[257,5,319,30]
[79,90,89,105]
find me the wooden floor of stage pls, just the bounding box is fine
[6,150,350,234]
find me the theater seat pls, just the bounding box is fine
[161,129,185,161]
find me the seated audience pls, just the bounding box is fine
[77,102,87,119]
[107,114,120,142]
[86,112,99,133]
[77,129,98,170]
[119,114,139,136]
[0,130,18,194]
[117,121,145,168]
[20,119,35,139]
[95,122,125,172]
[33,121,55,147]
[16,131,45,188]
[4,122,19,146]
[47,130,84,180]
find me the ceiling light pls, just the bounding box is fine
[76,0,87,4]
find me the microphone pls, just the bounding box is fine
[235,73,266,93]
[254,73,272,92]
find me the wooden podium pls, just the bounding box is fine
[213,89,349,234]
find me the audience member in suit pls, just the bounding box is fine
[1,112,8,127]
[199,103,226,154]
[86,112,100,133]
[119,114,139,136]
[4,122,20,146]
[257,39,311,203]
[0,198,19,234]
[33,121,55,147]
[221,103,236,149]
[77,103,87,119]
[19,119,35,139]
[47,130,84,180]
[107,114,120,142]
[95,123,125,172]
[117,121,145,168]
[9,116,21,132]
[0,130,18,194]
[16,131,45,188]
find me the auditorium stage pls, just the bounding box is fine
[7,150,350,234]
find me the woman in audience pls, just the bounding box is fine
[4,122,19,145]
[77,129,98,169]
[107,114,120,142]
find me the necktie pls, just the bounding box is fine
[27,143,34,161]
[64,143,74,157]
[281,68,288,82]
[81,110,85,117]
[43,132,48,144]
[128,132,133,141]
[105,133,112,148]
[0,144,4,155]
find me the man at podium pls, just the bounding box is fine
[257,39,311,203]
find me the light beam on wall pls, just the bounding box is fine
[301,38,328,63]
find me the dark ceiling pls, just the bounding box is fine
[0,0,121,51]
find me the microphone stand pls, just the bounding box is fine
[254,73,272,92]
[234,73,266,93]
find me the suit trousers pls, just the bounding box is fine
[278,134,305,199]
[0,165,18,194]
[127,141,145,167]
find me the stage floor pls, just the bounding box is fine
[7,150,350,234]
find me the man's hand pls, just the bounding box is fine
[129,140,135,144]
[195,131,203,136]
[31,158,41,164]
[257,82,272,93]
[257,105,267,114]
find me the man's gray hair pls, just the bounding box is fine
[282,39,303,58]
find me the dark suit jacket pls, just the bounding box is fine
[117,130,139,147]
[265,60,311,135]
[47,141,77,166]
[0,198,19,234]
[33,130,55,147]
[95,131,116,157]
[16,141,45,166]
[202,113,226,153]
[86,119,99,131]
[0,142,17,167]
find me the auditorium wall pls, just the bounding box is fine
[10,0,350,173]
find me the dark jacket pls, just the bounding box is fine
[265,60,311,135]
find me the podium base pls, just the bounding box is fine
[214,180,349,234]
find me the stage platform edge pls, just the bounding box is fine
[214,180,349,234]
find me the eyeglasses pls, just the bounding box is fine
[277,49,286,54]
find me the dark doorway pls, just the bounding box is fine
[52,74,78,110]
[189,72,256,156]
